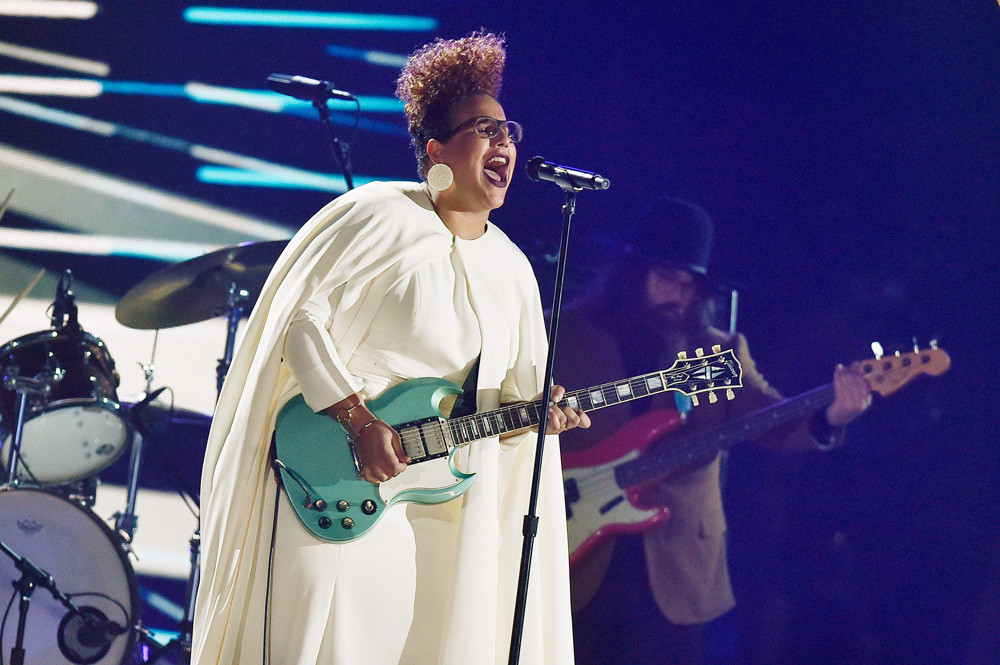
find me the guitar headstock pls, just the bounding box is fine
[852,347,951,397]
[663,345,744,406]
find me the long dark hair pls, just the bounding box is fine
[581,251,717,337]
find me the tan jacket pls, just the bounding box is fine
[556,316,835,625]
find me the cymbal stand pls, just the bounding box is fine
[2,365,59,486]
[215,283,248,399]
[147,284,246,663]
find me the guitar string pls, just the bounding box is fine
[388,370,728,463]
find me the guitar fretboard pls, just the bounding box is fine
[615,383,836,489]
[443,366,733,447]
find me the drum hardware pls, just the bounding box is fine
[0,488,138,665]
[216,283,248,398]
[110,387,167,549]
[114,239,287,665]
[2,270,131,486]
[2,362,62,486]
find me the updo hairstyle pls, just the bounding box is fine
[396,31,506,179]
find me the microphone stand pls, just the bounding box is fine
[311,97,355,191]
[507,185,579,665]
[0,539,104,665]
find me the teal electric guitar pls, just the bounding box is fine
[273,346,743,542]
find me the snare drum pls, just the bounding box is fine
[0,328,130,485]
[0,487,140,665]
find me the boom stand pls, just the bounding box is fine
[0,539,101,665]
[507,186,579,665]
[312,97,354,191]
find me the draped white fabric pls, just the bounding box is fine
[191,181,574,665]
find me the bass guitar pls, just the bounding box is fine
[273,346,743,543]
[562,346,951,566]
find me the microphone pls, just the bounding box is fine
[132,386,168,411]
[130,386,169,437]
[50,269,79,330]
[526,156,610,191]
[267,73,356,102]
[58,606,128,664]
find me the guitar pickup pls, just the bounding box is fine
[394,416,453,464]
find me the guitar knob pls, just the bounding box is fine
[712,344,721,353]
[318,516,332,529]
[313,499,327,511]
[708,391,718,404]
[341,517,355,530]
[336,500,350,512]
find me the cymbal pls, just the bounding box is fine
[115,240,289,329]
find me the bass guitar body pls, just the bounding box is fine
[562,408,684,566]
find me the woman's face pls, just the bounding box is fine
[433,93,517,214]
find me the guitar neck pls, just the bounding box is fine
[446,369,717,447]
[615,383,836,489]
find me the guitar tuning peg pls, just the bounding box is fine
[930,337,939,349]
[708,391,718,404]
[871,341,884,359]
[726,388,735,401]
[912,336,919,353]
[677,351,688,360]
[695,347,705,357]
[691,394,699,407]
[711,344,721,353]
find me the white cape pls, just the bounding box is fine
[191,181,574,665]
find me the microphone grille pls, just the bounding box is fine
[525,156,546,181]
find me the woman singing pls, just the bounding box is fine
[191,31,587,665]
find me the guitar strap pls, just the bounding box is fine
[448,355,482,419]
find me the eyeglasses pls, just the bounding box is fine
[440,116,523,144]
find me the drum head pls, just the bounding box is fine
[1,402,130,486]
[0,488,139,664]
[0,328,130,485]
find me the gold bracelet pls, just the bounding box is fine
[356,418,379,434]
[334,401,365,427]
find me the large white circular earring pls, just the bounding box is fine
[427,162,454,192]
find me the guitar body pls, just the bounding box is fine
[562,408,685,567]
[273,378,476,543]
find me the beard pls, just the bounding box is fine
[650,303,688,328]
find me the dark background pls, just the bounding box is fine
[2,2,998,663]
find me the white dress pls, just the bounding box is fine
[191,181,574,665]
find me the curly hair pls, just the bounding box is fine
[396,30,506,178]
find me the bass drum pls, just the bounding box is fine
[0,487,139,665]
[0,328,130,485]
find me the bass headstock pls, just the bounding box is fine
[852,346,951,397]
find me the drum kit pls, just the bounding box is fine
[0,240,287,665]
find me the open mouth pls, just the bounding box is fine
[483,155,509,186]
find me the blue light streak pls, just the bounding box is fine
[197,166,409,193]
[325,44,408,68]
[183,8,438,31]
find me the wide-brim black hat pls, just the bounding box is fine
[625,196,714,278]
